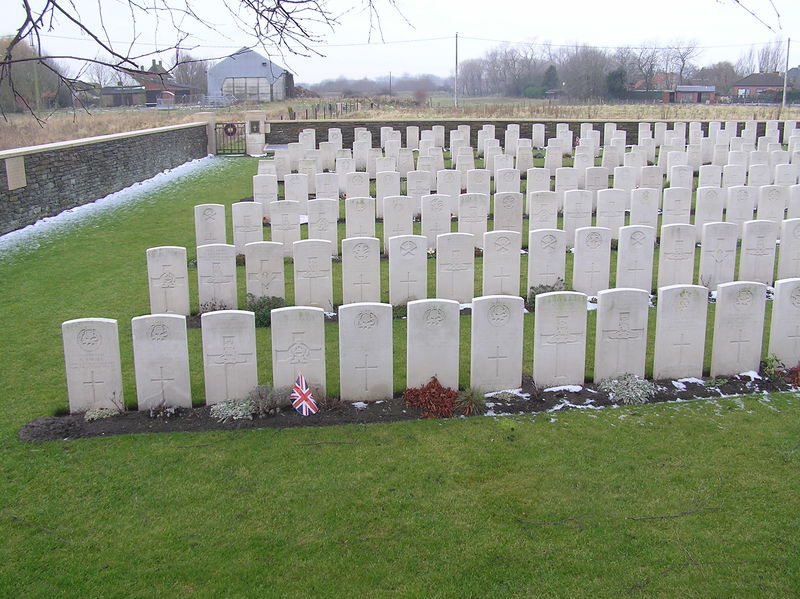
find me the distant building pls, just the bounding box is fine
[731,72,787,99]
[206,48,294,103]
[788,65,800,88]
[100,85,146,107]
[126,60,193,106]
[662,85,716,104]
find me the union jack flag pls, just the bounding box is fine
[291,373,318,416]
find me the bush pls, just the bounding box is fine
[599,374,655,405]
[248,385,279,417]
[84,408,120,422]
[210,399,255,422]
[199,299,230,314]
[527,278,566,309]
[403,377,458,419]
[245,294,286,327]
[456,387,486,416]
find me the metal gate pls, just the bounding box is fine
[215,122,246,154]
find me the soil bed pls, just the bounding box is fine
[19,373,793,442]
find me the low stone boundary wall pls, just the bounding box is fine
[0,122,208,235]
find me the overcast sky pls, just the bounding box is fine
[6,0,800,82]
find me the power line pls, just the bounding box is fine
[459,35,789,51]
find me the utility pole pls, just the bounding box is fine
[32,58,41,111]
[782,38,791,111]
[389,71,392,96]
[454,32,459,109]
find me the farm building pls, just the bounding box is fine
[126,60,194,106]
[206,48,294,103]
[662,85,716,104]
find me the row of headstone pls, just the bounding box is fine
[63,277,800,412]
[150,217,800,316]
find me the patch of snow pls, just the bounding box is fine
[739,371,761,380]
[459,302,472,309]
[484,388,525,398]
[0,155,215,260]
[544,385,583,393]
[587,300,598,311]
[549,417,558,423]
[547,400,604,412]
[324,311,337,318]
[352,402,369,410]
[520,249,528,255]
[678,377,705,385]
[671,380,687,391]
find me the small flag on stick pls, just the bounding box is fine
[291,373,318,416]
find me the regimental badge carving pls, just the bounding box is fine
[790,286,800,309]
[794,223,800,240]
[354,198,367,212]
[487,303,511,327]
[149,323,169,342]
[400,240,417,256]
[77,328,101,352]
[678,289,692,312]
[735,287,754,309]
[586,232,603,249]
[494,236,511,253]
[768,188,779,201]
[431,198,445,211]
[356,311,378,329]
[706,190,718,201]
[353,243,370,260]
[203,207,216,221]
[736,189,748,202]
[630,231,646,246]
[287,341,311,364]
[424,307,445,328]
[502,196,515,209]
[540,234,557,252]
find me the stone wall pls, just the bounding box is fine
[0,123,208,235]
[265,119,769,147]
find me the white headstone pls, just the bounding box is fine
[533,292,587,387]
[739,220,778,285]
[62,318,123,413]
[376,171,400,218]
[245,241,285,300]
[527,191,558,231]
[710,281,766,377]
[562,189,593,248]
[616,225,656,292]
[725,186,756,235]
[527,229,566,290]
[382,195,414,251]
[661,187,692,227]
[572,227,611,296]
[458,193,489,247]
[315,172,339,199]
[346,171,370,199]
[593,288,649,382]
[388,234,427,305]
[657,224,696,288]
[436,232,475,303]
[694,187,725,242]
[341,237,381,304]
[652,284,708,380]
[253,174,278,207]
[345,196,376,239]
[768,278,800,367]
[284,173,309,213]
[470,295,524,392]
[406,299,460,389]
[194,204,226,246]
[197,243,237,310]
[492,192,523,234]
[201,310,257,405]
[338,303,393,401]
[269,200,301,256]
[482,231,521,296]
[699,222,738,291]
[629,187,660,230]
[306,198,339,255]
[292,239,334,310]
[595,189,626,238]
[421,194,452,250]
[131,314,191,410]
[146,246,190,315]
[271,306,326,396]
[232,201,264,254]
[778,218,800,279]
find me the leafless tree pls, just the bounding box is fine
[667,39,701,87]
[168,51,209,94]
[1,0,403,118]
[757,38,785,73]
[632,44,660,92]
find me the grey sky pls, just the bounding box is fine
[6,0,799,82]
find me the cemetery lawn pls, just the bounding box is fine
[1,156,799,597]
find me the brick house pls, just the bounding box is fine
[731,73,787,99]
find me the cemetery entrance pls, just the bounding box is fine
[215,122,247,154]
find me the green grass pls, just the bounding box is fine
[1,155,799,597]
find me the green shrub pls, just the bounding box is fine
[245,294,286,327]
[527,278,566,308]
[456,387,486,416]
[599,374,655,405]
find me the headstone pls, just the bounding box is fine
[533,292,587,387]
[315,172,339,199]
[725,186,756,235]
[306,198,339,255]
[269,200,301,256]
[639,165,663,190]
[595,189,626,238]
[562,189,593,248]
[657,224,696,288]
[661,187,692,226]
[593,288,649,382]
[652,284,708,380]
[492,192,523,234]
[748,163,771,187]
[739,220,778,285]
[722,164,746,188]
[482,231,521,296]
[629,187,660,230]
[470,295,524,392]
[406,299,460,389]
[62,318,123,413]
[407,170,432,216]
[270,306,326,396]
[336,157,355,193]
[616,223,655,293]
[466,169,491,201]
[284,173,309,213]
[527,229,566,290]
[197,243,237,310]
[756,185,788,224]
[767,278,800,367]
[253,174,278,208]
[496,168,520,193]
[791,185,800,219]
[346,171,370,199]
[338,303,393,402]
[341,237,381,304]
[298,158,317,194]
[201,310,257,405]
[694,187,725,242]
[698,222,738,290]
[572,227,611,296]
[244,241,285,300]
[421,194,452,250]
[437,169,461,214]
[382,195,414,251]
[778,218,800,279]
[146,246,190,315]
[388,234,427,305]
[698,164,722,188]
[458,193,489,248]
[292,239,334,311]
[375,170,400,218]
[131,314,191,410]
[527,191,558,231]
[194,204,226,246]
[668,165,693,191]
[436,232,475,303]
[232,201,264,254]
[555,167,578,210]
[710,281,766,377]
[585,166,610,208]
[345,196,376,239]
